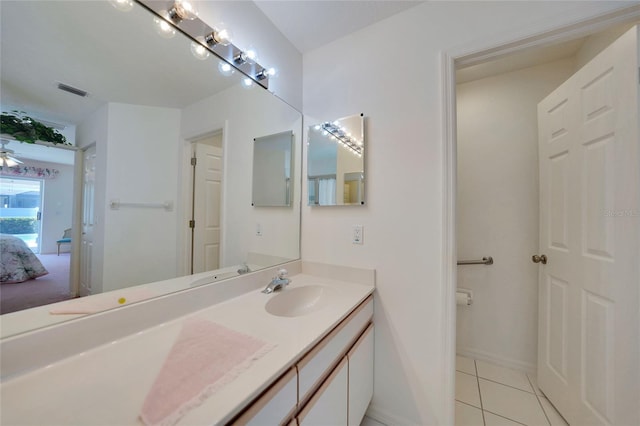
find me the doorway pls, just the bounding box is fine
[187,131,224,275]
[444,7,637,424]
[0,177,42,252]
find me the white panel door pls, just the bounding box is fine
[80,145,96,297]
[192,142,222,274]
[537,26,639,426]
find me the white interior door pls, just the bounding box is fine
[192,138,223,274]
[537,26,639,425]
[80,145,96,296]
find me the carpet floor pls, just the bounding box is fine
[1,253,73,314]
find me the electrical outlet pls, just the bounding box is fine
[256,223,262,236]
[352,225,364,245]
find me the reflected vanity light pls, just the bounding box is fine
[321,122,363,156]
[218,61,234,76]
[242,78,255,89]
[190,37,210,60]
[153,13,176,38]
[109,0,134,12]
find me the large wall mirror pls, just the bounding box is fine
[307,114,365,206]
[0,1,301,337]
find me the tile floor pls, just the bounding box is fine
[456,355,569,426]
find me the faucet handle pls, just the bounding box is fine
[277,268,288,279]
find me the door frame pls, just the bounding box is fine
[178,122,229,276]
[440,5,640,423]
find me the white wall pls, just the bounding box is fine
[180,83,302,270]
[196,0,303,110]
[456,59,576,372]
[302,2,636,424]
[101,103,181,292]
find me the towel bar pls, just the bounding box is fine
[457,256,493,266]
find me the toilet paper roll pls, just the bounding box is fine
[456,291,472,306]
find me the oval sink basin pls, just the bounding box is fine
[265,285,333,317]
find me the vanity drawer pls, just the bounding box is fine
[297,357,348,426]
[233,367,297,426]
[297,296,373,403]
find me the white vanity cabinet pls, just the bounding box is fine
[231,295,374,426]
[234,368,297,425]
[348,323,374,425]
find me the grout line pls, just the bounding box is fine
[477,376,537,395]
[474,359,486,426]
[526,373,551,426]
[483,409,528,426]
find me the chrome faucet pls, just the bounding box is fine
[262,269,290,294]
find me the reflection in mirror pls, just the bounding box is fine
[307,114,365,206]
[0,0,301,336]
[252,131,294,207]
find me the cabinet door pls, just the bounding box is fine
[348,323,374,426]
[298,296,373,403]
[298,357,348,426]
[234,368,297,425]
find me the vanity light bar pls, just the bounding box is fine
[135,0,270,89]
[321,123,363,156]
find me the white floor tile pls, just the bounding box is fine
[457,355,477,376]
[476,360,534,393]
[360,415,386,426]
[526,373,544,396]
[483,411,524,426]
[479,379,548,426]
[456,371,481,408]
[455,401,484,426]
[539,397,568,426]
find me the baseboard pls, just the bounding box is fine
[365,404,415,426]
[456,346,536,375]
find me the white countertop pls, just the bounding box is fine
[0,272,374,425]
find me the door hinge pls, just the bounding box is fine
[188,220,195,229]
[191,157,197,166]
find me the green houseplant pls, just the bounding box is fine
[0,111,68,145]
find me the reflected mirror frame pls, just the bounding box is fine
[307,113,365,207]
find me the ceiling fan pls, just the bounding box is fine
[0,140,24,167]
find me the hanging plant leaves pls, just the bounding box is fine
[0,111,68,145]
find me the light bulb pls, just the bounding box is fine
[245,48,258,62]
[218,61,234,76]
[190,37,210,60]
[206,27,233,47]
[109,0,134,12]
[168,0,198,22]
[154,14,176,39]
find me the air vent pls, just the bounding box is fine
[57,82,88,97]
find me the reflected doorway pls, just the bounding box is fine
[0,177,42,253]
[188,131,224,274]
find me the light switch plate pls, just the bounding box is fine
[353,225,363,244]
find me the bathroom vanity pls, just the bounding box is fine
[0,261,375,425]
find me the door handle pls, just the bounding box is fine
[532,254,547,264]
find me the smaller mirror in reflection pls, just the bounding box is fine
[252,130,294,207]
[307,114,365,206]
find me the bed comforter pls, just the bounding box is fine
[0,234,48,283]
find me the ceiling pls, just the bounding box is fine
[253,0,426,53]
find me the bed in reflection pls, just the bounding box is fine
[0,234,48,283]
